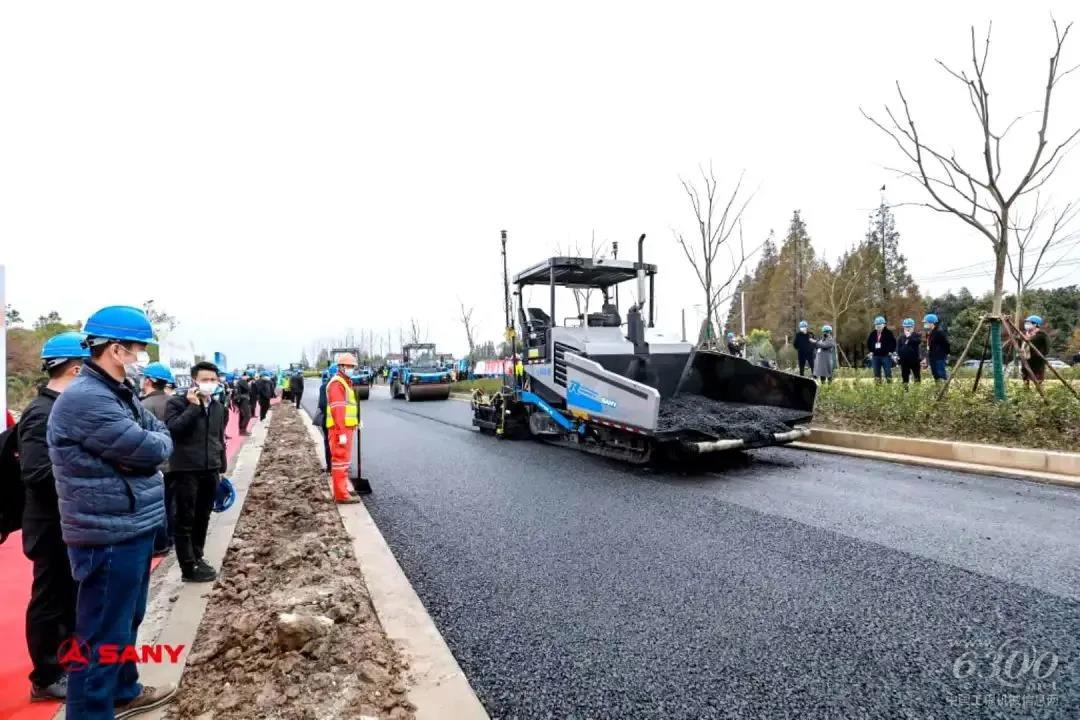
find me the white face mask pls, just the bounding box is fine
[117,346,149,375]
[198,381,218,397]
[874,325,884,331]
[904,328,912,336]
[1024,322,1034,332]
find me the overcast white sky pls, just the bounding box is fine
[2,1,1079,366]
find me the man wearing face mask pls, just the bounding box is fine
[896,318,922,385]
[19,333,88,702]
[139,362,177,558]
[46,305,176,717]
[326,354,362,504]
[866,315,897,383]
[164,362,227,583]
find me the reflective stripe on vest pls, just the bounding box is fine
[325,375,359,428]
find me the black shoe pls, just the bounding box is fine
[30,675,67,701]
[181,560,217,582]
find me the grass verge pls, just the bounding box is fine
[812,379,1080,452]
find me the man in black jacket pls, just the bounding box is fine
[289,370,305,409]
[793,321,815,376]
[896,318,922,384]
[923,313,951,382]
[866,315,897,383]
[234,372,253,436]
[19,332,87,701]
[165,362,227,582]
[257,372,273,420]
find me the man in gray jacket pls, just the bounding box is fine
[46,305,177,718]
[140,362,176,558]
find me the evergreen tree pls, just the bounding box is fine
[865,201,919,313]
[768,210,817,342]
[744,232,779,336]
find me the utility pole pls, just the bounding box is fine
[681,308,686,343]
[740,291,746,337]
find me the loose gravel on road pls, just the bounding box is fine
[167,404,414,720]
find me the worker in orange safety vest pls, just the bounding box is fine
[326,353,361,503]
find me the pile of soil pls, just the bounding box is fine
[657,394,810,444]
[167,404,414,720]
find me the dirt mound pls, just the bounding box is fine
[167,404,414,720]
[657,394,809,444]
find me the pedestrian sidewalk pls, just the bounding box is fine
[0,405,264,720]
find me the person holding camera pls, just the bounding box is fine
[164,362,227,582]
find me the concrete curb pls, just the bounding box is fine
[300,410,489,720]
[50,412,274,720]
[803,428,1080,477]
[794,433,1080,490]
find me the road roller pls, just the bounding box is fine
[390,343,453,401]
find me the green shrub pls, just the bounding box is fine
[812,379,1080,451]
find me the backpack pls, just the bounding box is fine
[0,424,24,544]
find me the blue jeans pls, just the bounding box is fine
[930,358,948,381]
[871,355,893,381]
[66,532,154,719]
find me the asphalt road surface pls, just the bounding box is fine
[304,380,1080,720]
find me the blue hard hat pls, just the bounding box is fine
[902,318,915,328]
[726,332,735,340]
[1026,315,1043,327]
[328,363,339,375]
[873,316,886,325]
[923,313,939,324]
[141,361,175,385]
[798,320,808,329]
[41,332,90,360]
[213,477,236,513]
[83,305,157,345]
[822,324,833,333]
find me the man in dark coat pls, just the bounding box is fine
[866,316,897,383]
[896,318,922,384]
[317,369,332,472]
[257,373,273,420]
[19,333,86,701]
[289,371,305,409]
[793,321,815,376]
[923,314,951,382]
[234,372,253,436]
[165,362,227,582]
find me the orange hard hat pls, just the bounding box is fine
[336,352,358,367]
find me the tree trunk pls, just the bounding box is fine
[990,230,1009,401]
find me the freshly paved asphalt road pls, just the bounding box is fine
[305,380,1080,719]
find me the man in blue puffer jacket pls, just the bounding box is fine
[47,305,177,719]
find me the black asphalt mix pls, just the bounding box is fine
[304,381,1080,719]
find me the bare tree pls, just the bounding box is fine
[408,317,427,344]
[458,300,477,359]
[863,20,1080,398]
[1009,195,1080,327]
[557,230,609,317]
[807,249,872,366]
[674,164,755,345]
